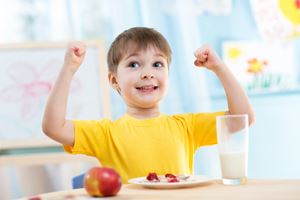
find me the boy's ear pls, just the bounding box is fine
[108,72,119,90]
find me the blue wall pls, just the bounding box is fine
[194,1,300,178]
[211,92,300,178]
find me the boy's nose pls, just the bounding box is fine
[140,72,154,79]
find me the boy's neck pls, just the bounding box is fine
[126,106,160,119]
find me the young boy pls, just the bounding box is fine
[42,27,254,183]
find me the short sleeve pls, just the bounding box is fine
[63,119,110,158]
[192,111,225,148]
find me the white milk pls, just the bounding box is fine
[220,152,246,179]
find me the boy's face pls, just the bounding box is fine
[109,46,169,109]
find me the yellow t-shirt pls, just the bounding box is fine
[64,112,224,183]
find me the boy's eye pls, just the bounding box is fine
[128,62,140,68]
[153,62,163,68]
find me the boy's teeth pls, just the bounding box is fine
[138,86,153,89]
[136,85,158,90]
[142,86,153,89]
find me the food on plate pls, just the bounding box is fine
[84,167,122,197]
[165,173,177,179]
[165,173,179,182]
[146,172,160,182]
[146,172,186,183]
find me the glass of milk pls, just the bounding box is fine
[216,114,249,185]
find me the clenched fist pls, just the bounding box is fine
[63,41,86,73]
[194,45,225,73]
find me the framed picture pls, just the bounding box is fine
[0,41,111,150]
[222,41,298,92]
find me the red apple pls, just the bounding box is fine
[84,167,122,197]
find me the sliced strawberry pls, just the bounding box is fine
[146,172,160,182]
[167,177,180,182]
[165,173,177,179]
[165,173,179,182]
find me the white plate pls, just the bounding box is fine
[128,175,214,189]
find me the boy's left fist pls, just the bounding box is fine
[63,41,87,73]
[194,45,224,72]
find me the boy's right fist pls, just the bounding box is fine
[64,41,86,73]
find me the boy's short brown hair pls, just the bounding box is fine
[107,27,172,73]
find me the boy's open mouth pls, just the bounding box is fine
[136,85,158,90]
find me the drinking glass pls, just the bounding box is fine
[216,114,249,185]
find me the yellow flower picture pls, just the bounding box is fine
[222,41,297,92]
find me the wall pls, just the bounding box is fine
[194,0,300,178]
[207,92,300,179]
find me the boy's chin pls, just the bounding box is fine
[138,102,160,109]
[133,99,161,109]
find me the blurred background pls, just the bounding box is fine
[0,0,300,199]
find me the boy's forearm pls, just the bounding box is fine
[214,65,255,125]
[42,66,74,136]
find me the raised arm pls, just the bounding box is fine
[42,42,86,146]
[194,45,255,125]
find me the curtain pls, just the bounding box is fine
[0,0,211,115]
